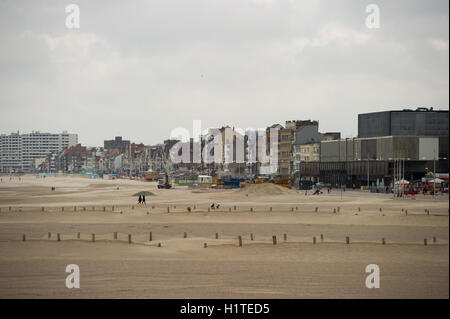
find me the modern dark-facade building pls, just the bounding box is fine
[301,136,447,187]
[358,107,448,138]
[299,107,449,187]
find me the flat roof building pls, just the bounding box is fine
[0,131,78,173]
[358,108,448,138]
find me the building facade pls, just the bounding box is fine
[300,135,448,187]
[0,131,77,173]
[104,136,131,156]
[358,108,449,138]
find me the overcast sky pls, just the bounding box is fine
[0,0,448,146]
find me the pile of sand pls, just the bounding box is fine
[235,183,294,196]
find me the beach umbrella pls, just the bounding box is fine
[132,191,155,196]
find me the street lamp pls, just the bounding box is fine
[367,159,370,188]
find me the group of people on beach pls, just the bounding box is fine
[138,195,146,205]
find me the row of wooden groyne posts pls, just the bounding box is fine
[16,231,441,247]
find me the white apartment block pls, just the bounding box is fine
[0,131,78,173]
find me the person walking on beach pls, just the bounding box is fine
[138,195,142,205]
[142,195,146,205]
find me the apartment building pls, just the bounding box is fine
[278,120,320,177]
[0,131,77,173]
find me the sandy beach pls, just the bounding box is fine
[0,175,448,298]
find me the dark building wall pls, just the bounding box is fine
[104,136,130,155]
[293,125,324,145]
[358,109,449,138]
[439,136,449,159]
[361,139,377,159]
[358,111,391,138]
[320,140,340,161]
[391,111,448,136]
[300,159,448,187]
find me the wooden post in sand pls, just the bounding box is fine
[427,209,430,216]
[132,205,134,210]
[315,207,318,212]
[83,207,86,211]
[103,207,106,212]
[167,207,170,213]
[57,233,61,242]
[346,236,350,244]
[77,232,80,239]
[358,207,360,212]
[74,206,77,211]
[270,207,272,212]
[92,234,95,242]
[337,207,340,213]
[207,207,210,212]
[229,208,231,212]
[112,206,115,211]
[379,208,382,212]
[291,207,294,212]
[41,207,44,212]
[158,243,161,247]
[283,233,287,241]
[149,232,152,241]
[250,233,254,241]
[22,234,26,241]
[9,206,11,212]
[433,237,437,243]
[204,243,207,248]
[313,236,316,244]
[272,235,277,245]
[48,232,51,239]
[238,236,242,247]
[382,238,386,245]
[114,232,117,240]
[62,207,64,212]
[184,232,187,238]
[250,207,253,212]
[405,210,408,216]
[333,208,336,214]
[128,234,132,244]
[424,238,427,246]
[234,206,237,211]
[215,233,219,239]
[320,234,324,242]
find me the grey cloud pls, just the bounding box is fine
[0,0,448,146]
